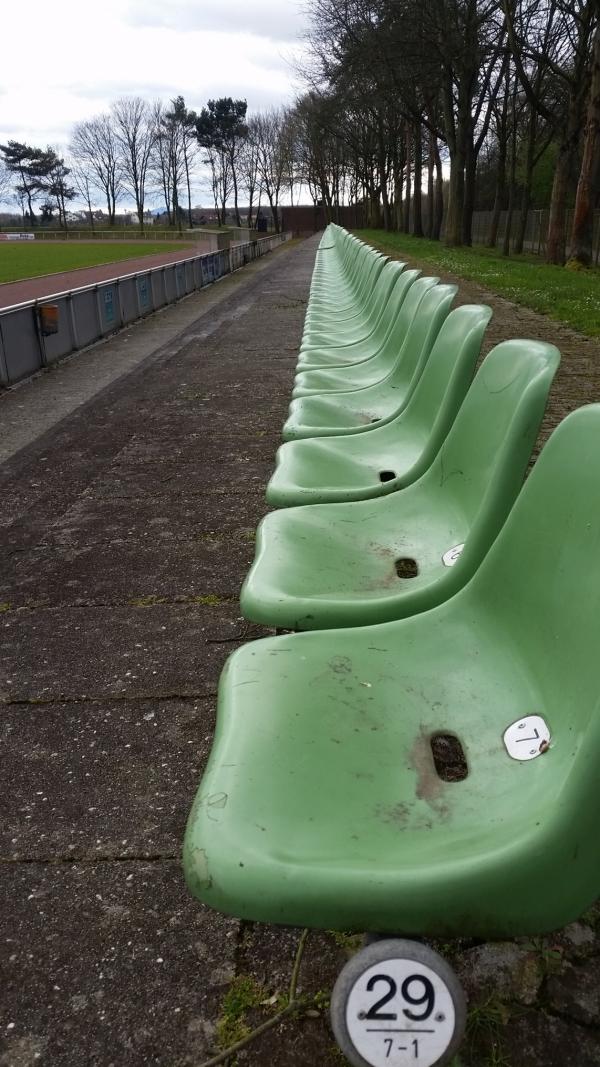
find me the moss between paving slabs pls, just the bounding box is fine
[128,593,229,607]
[354,229,600,338]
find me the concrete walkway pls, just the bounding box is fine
[1,236,599,1067]
[0,235,344,1067]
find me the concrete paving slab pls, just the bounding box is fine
[2,534,255,608]
[0,235,330,1067]
[0,862,238,1067]
[86,455,276,497]
[0,603,250,702]
[0,698,213,860]
[39,494,265,547]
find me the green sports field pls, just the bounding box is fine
[0,242,193,284]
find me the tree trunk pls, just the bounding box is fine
[569,20,600,266]
[231,154,242,227]
[184,150,193,228]
[462,139,477,245]
[445,148,465,246]
[489,66,510,248]
[433,141,444,240]
[503,81,519,256]
[392,144,405,231]
[403,123,412,233]
[426,133,435,237]
[378,126,392,231]
[413,123,423,237]
[513,103,536,254]
[546,89,582,264]
[546,148,570,264]
[488,143,507,248]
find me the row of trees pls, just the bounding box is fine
[0,96,300,233]
[299,0,600,265]
[0,143,77,228]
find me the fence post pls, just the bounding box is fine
[0,320,8,386]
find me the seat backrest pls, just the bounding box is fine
[380,275,439,358]
[467,405,600,720]
[351,251,387,304]
[386,281,457,389]
[396,305,492,478]
[369,265,416,344]
[364,260,406,325]
[431,340,560,527]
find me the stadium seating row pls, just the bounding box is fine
[183,225,600,1067]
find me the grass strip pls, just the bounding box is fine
[355,228,600,338]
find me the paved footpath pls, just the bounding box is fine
[1,237,599,1067]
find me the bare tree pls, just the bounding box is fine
[238,134,261,227]
[70,160,97,231]
[112,97,156,231]
[251,107,296,232]
[150,101,187,228]
[71,114,122,224]
[503,0,597,264]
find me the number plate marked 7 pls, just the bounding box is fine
[503,715,551,761]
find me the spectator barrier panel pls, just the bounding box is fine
[0,233,290,387]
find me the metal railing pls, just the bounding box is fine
[0,232,290,388]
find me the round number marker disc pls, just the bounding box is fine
[331,940,465,1067]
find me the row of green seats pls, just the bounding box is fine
[184,224,599,1067]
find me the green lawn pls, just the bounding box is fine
[0,242,193,284]
[355,229,600,338]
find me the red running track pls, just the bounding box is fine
[0,241,211,310]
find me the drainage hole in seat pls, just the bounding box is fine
[430,733,468,782]
[395,557,419,579]
[379,470,396,482]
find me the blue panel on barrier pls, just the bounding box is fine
[138,277,150,310]
[104,288,115,325]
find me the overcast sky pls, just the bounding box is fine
[0,0,308,154]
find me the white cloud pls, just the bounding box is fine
[0,0,307,150]
[124,0,307,42]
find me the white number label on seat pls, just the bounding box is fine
[503,715,551,760]
[441,543,464,568]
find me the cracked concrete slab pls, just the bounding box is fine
[1,530,256,608]
[0,603,249,702]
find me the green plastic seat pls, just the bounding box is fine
[284,284,462,442]
[242,340,560,628]
[184,406,600,938]
[269,305,492,506]
[302,260,407,349]
[306,247,383,312]
[298,268,422,371]
[294,275,439,397]
[307,242,384,317]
